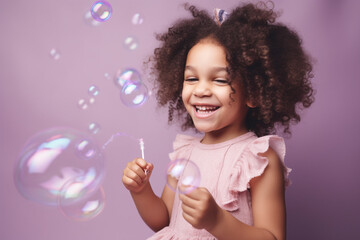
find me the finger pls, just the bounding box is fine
[129,161,147,180]
[182,211,196,227]
[179,193,198,209]
[122,175,141,190]
[146,163,154,172]
[184,186,210,200]
[135,158,147,168]
[144,163,154,178]
[124,168,143,185]
[181,201,197,216]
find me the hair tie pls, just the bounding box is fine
[214,8,229,26]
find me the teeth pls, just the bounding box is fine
[195,105,218,112]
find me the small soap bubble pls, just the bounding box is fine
[114,68,142,89]
[91,1,112,22]
[104,73,111,80]
[123,36,139,50]
[78,98,89,110]
[132,13,144,25]
[14,127,105,206]
[120,81,148,107]
[49,48,61,60]
[166,159,201,194]
[88,122,101,134]
[88,85,100,97]
[58,177,105,221]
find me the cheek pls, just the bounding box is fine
[181,85,191,102]
[217,89,235,105]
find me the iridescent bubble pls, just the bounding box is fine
[58,177,105,221]
[49,48,61,60]
[166,159,201,194]
[120,81,148,107]
[88,122,101,135]
[91,1,112,22]
[88,85,100,97]
[14,127,105,206]
[132,13,144,25]
[114,68,142,89]
[123,36,139,50]
[78,98,89,110]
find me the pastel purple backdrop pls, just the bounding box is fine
[0,0,359,239]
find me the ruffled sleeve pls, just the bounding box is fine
[168,134,199,162]
[221,135,291,210]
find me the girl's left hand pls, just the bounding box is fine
[179,187,222,231]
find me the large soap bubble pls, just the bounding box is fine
[14,127,105,206]
[166,159,201,194]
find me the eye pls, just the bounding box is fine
[214,79,229,84]
[184,77,198,82]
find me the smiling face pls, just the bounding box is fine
[182,38,250,144]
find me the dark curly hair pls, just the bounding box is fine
[148,1,314,137]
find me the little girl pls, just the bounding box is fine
[122,2,314,240]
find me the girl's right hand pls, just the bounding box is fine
[122,158,154,193]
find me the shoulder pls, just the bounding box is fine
[244,134,291,189]
[172,134,200,150]
[169,134,201,161]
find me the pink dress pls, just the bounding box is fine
[147,132,291,240]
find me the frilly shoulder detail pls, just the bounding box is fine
[221,135,291,211]
[169,134,199,162]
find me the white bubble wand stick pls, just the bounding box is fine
[139,138,148,175]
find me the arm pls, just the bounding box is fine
[180,147,286,240]
[122,158,175,232]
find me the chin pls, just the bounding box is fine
[193,123,217,133]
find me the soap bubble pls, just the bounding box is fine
[166,159,201,194]
[88,122,101,134]
[58,176,105,221]
[49,48,61,60]
[91,1,112,22]
[123,36,139,50]
[132,13,144,25]
[120,81,148,107]
[78,98,89,110]
[14,127,105,206]
[104,73,111,80]
[114,68,142,89]
[88,85,100,97]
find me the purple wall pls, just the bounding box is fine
[0,0,359,239]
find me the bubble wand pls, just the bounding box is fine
[139,138,148,175]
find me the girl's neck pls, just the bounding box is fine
[201,127,249,144]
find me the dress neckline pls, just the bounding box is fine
[194,132,256,150]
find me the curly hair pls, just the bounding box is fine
[148,1,314,137]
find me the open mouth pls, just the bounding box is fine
[194,105,220,113]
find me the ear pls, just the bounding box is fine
[246,101,256,108]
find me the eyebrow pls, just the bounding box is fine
[185,65,229,74]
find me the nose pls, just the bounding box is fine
[193,79,211,97]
